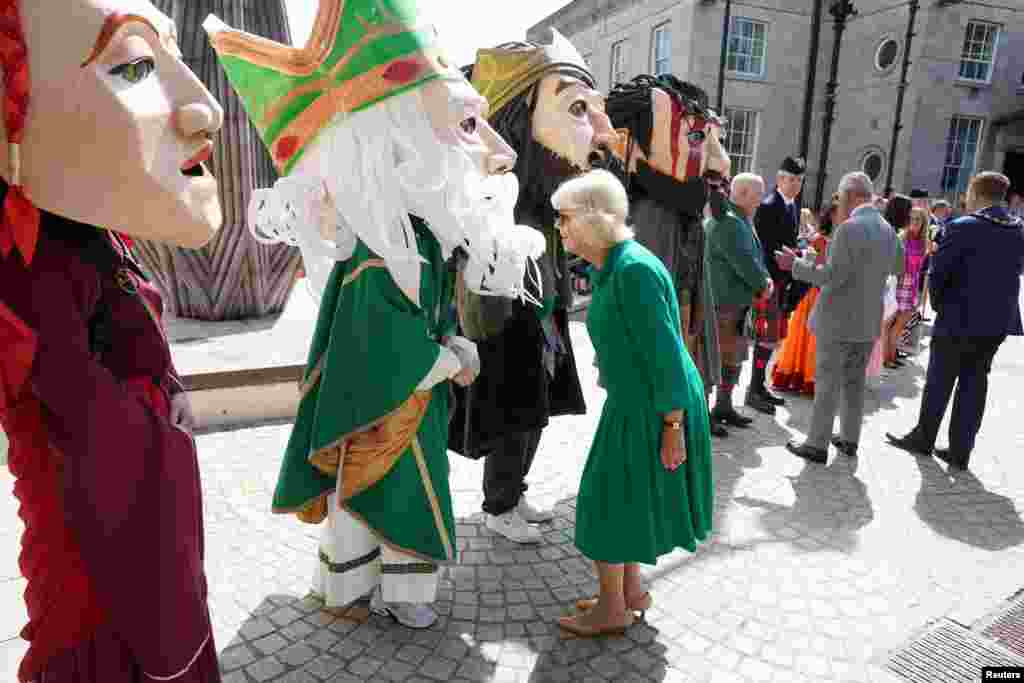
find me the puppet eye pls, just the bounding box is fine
[110,58,155,84]
[460,117,478,135]
[569,100,588,117]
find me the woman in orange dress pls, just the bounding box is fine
[771,200,837,395]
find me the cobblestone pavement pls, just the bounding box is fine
[4,302,1024,682]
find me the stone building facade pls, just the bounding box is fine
[528,0,1024,208]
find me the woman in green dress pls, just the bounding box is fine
[551,170,714,637]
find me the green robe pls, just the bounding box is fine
[575,239,714,564]
[272,216,457,563]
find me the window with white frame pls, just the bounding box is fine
[941,116,983,194]
[958,21,999,82]
[610,40,628,86]
[726,17,767,77]
[652,23,671,76]
[723,107,758,174]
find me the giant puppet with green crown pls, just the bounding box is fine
[205,0,545,629]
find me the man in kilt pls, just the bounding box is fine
[747,156,806,414]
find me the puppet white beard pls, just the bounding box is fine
[401,147,545,304]
[248,138,545,306]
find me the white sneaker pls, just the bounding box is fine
[486,509,543,544]
[369,587,438,629]
[517,496,555,523]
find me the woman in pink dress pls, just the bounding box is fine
[883,206,929,368]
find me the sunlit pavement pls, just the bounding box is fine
[3,293,1023,682]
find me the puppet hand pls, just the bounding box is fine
[446,336,480,384]
[169,392,197,435]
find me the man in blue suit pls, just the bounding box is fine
[887,172,1024,470]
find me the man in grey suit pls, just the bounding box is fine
[775,172,904,463]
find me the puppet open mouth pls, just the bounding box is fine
[181,143,214,177]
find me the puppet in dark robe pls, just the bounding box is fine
[604,74,733,436]
[0,1,224,680]
[451,31,620,543]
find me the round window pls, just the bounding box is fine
[875,39,899,71]
[862,152,884,182]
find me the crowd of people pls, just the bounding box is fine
[1,0,1023,679]
[697,162,1023,470]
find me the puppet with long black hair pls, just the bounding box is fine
[451,31,618,543]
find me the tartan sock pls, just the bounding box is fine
[751,345,773,389]
[715,364,741,411]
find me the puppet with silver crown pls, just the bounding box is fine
[205,0,545,629]
[0,0,225,681]
[449,30,618,544]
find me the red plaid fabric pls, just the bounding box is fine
[750,280,789,344]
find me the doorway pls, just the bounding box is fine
[1003,149,1024,196]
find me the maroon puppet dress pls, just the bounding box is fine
[0,212,220,682]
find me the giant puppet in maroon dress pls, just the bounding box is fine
[0,1,224,680]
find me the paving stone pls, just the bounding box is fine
[252,633,289,656]
[347,655,385,678]
[246,657,287,682]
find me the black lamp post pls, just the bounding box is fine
[716,0,733,113]
[814,0,857,209]
[884,0,920,195]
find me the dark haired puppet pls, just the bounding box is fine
[452,30,618,542]
[604,74,731,431]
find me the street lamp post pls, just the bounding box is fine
[814,0,857,209]
[716,0,732,113]
[884,0,920,195]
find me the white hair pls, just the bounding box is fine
[731,172,764,197]
[254,86,545,305]
[551,169,634,247]
[838,171,874,199]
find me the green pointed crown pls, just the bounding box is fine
[204,0,461,175]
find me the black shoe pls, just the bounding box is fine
[830,435,858,457]
[711,407,754,428]
[744,390,776,415]
[752,385,786,406]
[710,422,729,438]
[885,431,932,456]
[786,440,828,464]
[934,448,968,471]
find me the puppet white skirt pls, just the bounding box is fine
[313,493,439,607]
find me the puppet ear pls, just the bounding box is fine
[611,128,631,161]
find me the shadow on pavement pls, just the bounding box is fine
[734,455,875,554]
[913,456,1024,551]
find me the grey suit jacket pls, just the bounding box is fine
[792,204,904,343]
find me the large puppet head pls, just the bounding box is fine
[465,30,619,220]
[206,0,545,306]
[605,74,730,218]
[0,0,224,265]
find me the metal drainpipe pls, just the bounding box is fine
[884,0,920,195]
[799,0,824,175]
[814,0,858,209]
[716,0,732,113]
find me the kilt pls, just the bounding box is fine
[749,280,789,344]
[716,304,750,367]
